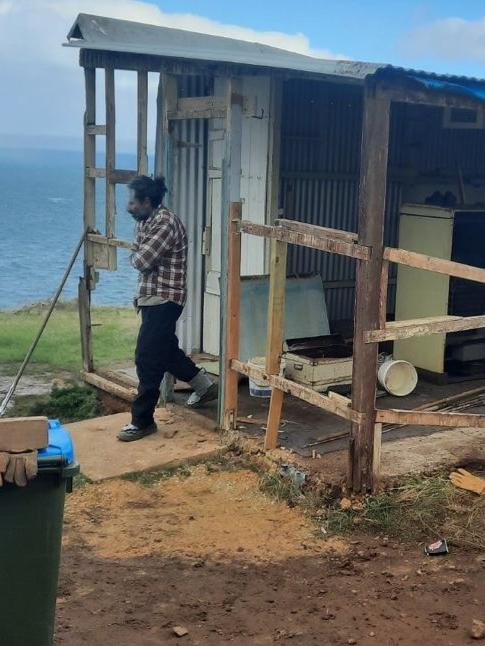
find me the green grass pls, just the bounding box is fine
[0,303,138,372]
[7,384,101,423]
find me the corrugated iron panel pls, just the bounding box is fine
[172,75,209,353]
[281,80,403,322]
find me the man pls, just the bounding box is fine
[117,175,217,442]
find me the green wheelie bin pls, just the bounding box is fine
[0,419,79,646]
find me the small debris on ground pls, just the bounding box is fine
[173,625,189,637]
[471,619,485,640]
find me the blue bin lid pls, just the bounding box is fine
[37,419,75,465]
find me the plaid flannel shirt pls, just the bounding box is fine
[131,207,188,306]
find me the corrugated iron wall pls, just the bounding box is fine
[172,75,210,353]
[281,79,485,323]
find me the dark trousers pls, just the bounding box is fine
[131,302,199,428]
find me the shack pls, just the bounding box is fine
[66,13,485,491]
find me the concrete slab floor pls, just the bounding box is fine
[66,405,221,482]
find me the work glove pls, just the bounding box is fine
[449,468,485,496]
[0,450,38,487]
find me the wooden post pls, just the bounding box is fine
[222,202,242,430]
[155,72,178,404]
[137,70,149,175]
[105,67,116,240]
[264,238,288,450]
[349,80,391,493]
[78,277,93,372]
[218,78,243,429]
[80,66,96,372]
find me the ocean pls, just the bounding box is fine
[0,147,140,310]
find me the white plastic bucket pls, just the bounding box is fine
[377,359,418,397]
[248,357,272,398]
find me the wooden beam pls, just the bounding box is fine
[384,247,485,285]
[379,260,389,328]
[218,78,243,429]
[105,67,116,240]
[349,81,391,494]
[167,96,226,120]
[278,218,358,243]
[382,83,485,111]
[376,408,485,428]
[109,169,137,184]
[222,202,242,430]
[232,360,363,423]
[137,70,149,175]
[155,72,178,404]
[365,315,485,343]
[81,67,96,370]
[81,370,136,402]
[87,233,135,250]
[86,167,106,179]
[78,277,94,372]
[264,238,288,450]
[86,125,106,135]
[240,221,370,260]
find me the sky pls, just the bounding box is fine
[1,0,485,150]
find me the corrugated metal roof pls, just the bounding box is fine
[65,13,380,80]
[65,13,485,90]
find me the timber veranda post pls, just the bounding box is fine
[349,79,391,493]
[222,202,242,431]
[79,65,96,373]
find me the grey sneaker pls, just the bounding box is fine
[186,382,219,408]
[117,422,157,442]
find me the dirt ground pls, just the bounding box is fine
[55,466,485,646]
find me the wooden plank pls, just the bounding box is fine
[78,277,94,372]
[86,167,106,179]
[137,71,149,175]
[109,169,137,184]
[264,238,288,449]
[379,260,389,328]
[240,221,370,260]
[349,82,391,494]
[383,84,485,111]
[217,78,243,429]
[82,67,96,368]
[373,423,382,487]
[86,125,106,135]
[87,233,135,251]
[376,408,485,428]
[365,314,485,343]
[223,202,242,431]
[105,67,116,243]
[83,67,96,233]
[155,72,178,405]
[81,370,136,402]
[384,246,485,285]
[232,360,363,423]
[168,96,226,120]
[0,417,48,452]
[278,218,358,243]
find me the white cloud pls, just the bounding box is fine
[402,16,485,63]
[0,0,346,145]
[0,1,13,15]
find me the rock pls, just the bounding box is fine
[348,639,357,645]
[340,497,352,510]
[173,626,189,637]
[471,620,485,640]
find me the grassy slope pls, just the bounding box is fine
[0,305,138,372]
